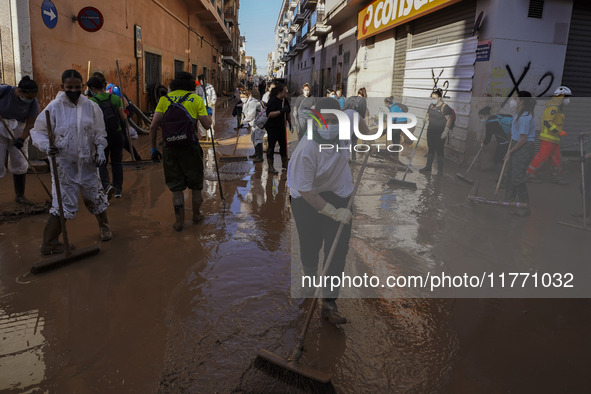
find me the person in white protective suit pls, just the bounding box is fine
[239,90,265,163]
[30,69,112,255]
[0,76,41,205]
[195,74,216,141]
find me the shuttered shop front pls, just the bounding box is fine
[561,0,591,152]
[397,0,477,158]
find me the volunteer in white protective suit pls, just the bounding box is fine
[195,73,216,141]
[0,76,41,205]
[30,69,112,255]
[239,90,265,163]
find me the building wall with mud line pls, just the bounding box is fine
[28,0,229,110]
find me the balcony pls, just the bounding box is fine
[222,45,239,67]
[293,4,305,24]
[289,0,297,11]
[301,0,317,10]
[187,0,232,44]
[309,7,330,37]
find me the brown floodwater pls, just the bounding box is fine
[0,100,590,393]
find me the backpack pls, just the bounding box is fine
[96,94,120,134]
[442,103,456,129]
[489,114,513,135]
[160,93,198,147]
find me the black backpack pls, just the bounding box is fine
[161,93,198,146]
[96,94,120,134]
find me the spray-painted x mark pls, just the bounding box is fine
[502,62,531,107]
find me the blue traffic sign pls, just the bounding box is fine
[41,0,58,29]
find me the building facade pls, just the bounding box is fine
[0,0,241,111]
[271,0,591,160]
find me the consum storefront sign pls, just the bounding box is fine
[357,0,462,40]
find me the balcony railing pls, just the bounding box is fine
[293,4,305,24]
[301,0,317,10]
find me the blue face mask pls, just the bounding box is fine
[19,97,34,104]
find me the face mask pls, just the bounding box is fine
[480,118,487,123]
[330,95,336,99]
[563,98,571,105]
[431,98,438,104]
[303,91,310,97]
[509,99,518,109]
[65,90,82,102]
[19,97,34,104]
[241,97,248,103]
[317,124,339,141]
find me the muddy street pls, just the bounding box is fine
[1,100,590,393]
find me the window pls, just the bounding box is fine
[331,56,337,67]
[528,0,544,18]
[192,64,198,78]
[145,52,162,88]
[213,55,217,63]
[344,51,350,65]
[174,60,185,75]
[338,44,343,55]
[311,57,315,64]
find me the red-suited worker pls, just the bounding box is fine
[527,86,571,185]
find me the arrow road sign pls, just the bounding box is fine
[41,0,58,29]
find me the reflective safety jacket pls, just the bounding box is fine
[539,97,565,144]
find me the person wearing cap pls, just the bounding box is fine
[527,86,572,185]
[0,76,41,205]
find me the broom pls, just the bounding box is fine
[255,152,370,387]
[387,112,428,190]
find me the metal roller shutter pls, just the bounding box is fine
[411,0,477,49]
[392,26,408,100]
[561,0,591,152]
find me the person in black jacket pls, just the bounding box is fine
[265,83,291,174]
[479,106,512,179]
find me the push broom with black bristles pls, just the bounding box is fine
[254,152,370,390]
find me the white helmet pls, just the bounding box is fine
[553,86,571,97]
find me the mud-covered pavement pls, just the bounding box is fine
[1,99,590,393]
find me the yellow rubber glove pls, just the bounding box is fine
[319,203,353,225]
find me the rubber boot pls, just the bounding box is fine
[249,147,258,159]
[172,191,185,232]
[281,155,288,170]
[504,183,517,203]
[191,189,204,223]
[41,214,64,255]
[14,174,34,206]
[514,184,531,217]
[252,144,263,163]
[419,153,435,174]
[96,211,113,241]
[267,155,278,174]
[321,299,347,325]
[436,156,444,176]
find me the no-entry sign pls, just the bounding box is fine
[77,7,104,32]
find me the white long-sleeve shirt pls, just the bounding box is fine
[241,97,263,127]
[31,92,107,162]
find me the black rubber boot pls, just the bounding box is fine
[14,174,34,206]
[321,299,347,325]
[436,156,444,176]
[41,214,64,255]
[95,211,113,241]
[267,156,278,174]
[419,153,435,174]
[515,184,531,217]
[192,189,204,223]
[281,155,288,170]
[252,144,263,163]
[172,191,185,231]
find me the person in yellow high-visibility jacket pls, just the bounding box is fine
[527,86,571,184]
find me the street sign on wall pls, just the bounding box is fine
[41,0,58,29]
[135,25,143,58]
[77,7,104,32]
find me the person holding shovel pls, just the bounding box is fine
[31,69,112,255]
[503,91,536,217]
[0,76,41,206]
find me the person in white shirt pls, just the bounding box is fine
[239,90,265,163]
[287,97,354,325]
[30,69,112,255]
[196,74,217,141]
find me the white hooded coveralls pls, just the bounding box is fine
[241,97,265,145]
[30,92,109,220]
